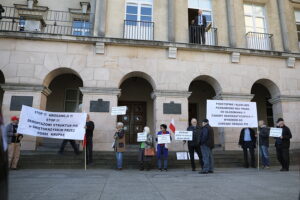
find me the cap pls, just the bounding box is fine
[11,116,19,121]
[202,119,209,123]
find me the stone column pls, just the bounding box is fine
[225,0,236,48]
[151,90,191,151]
[1,84,51,150]
[167,0,175,42]
[79,87,120,151]
[214,93,254,150]
[93,0,107,37]
[269,95,300,149]
[276,0,290,52]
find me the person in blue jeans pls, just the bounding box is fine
[199,119,214,174]
[258,120,270,169]
[113,122,125,170]
[156,124,172,171]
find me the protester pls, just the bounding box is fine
[156,124,172,171]
[199,119,214,174]
[138,126,154,171]
[85,114,95,165]
[0,110,8,200]
[239,127,256,168]
[275,118,292,171]
[185,118,203,171]
[258,120,270,169]
[6,116,23,170]
[113,122,125,170]
[58,139,80,155]
[193,9,207,44]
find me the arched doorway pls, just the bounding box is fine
[251,79,281,127]
[188,75,222,147]
[38,68,83,150]
[118,73,154,145]
[0,71,5,110]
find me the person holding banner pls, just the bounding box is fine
[199,119,214,174]
[258,120,270,169]
[113,122,125,170]
[275,118,292,172]
[138,126,154,171]
[6,116,23,170]
[85,114,95,165]
[239,127,256,168]
[185,118,203,171]
[58,139,80,155]
[156,124,172,171]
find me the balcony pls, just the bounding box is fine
[0,6,94,36]
[189,25,218,46]
[123,20,154,41]
[246,32,273,51]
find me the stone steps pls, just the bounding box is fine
[18,149,300,169]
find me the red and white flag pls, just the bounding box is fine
[169,118,176,133]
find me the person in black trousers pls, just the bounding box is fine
[275,118,292,171]
[193,9,207,44]
[239,128,256,168]
[58,139,80,155]
[85,114,95,165]
[185,118,203,171]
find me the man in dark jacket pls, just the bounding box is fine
[85,114,95,165]
[239,127,256,168]
[185,118,203,171]
[193,9,207,44]
[199,119,214,174]
[258,120,270,168]
[0,111,8,200]
[275,118,292,171]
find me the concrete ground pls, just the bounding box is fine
[9,167,300,200]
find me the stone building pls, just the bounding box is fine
[0,0,299,151]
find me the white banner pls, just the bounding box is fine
[18,105,87,140]
[137,132,147,142]
[207,100,258,128]
[175,131,193,141]
[157,134,171,144]
[269,128,282,137]
[111,106,127,116]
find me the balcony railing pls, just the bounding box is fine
[246,32,273,51]
[123,20,154,40]
[189,26,218,46]
[0,6,94,36]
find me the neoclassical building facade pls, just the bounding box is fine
[0,0,299,151]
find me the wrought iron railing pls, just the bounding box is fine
[0,6,94,36]
[189,26,218,46]
[246,32,273,50]
[123,20,154,40]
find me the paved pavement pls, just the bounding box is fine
[9,167,300,200]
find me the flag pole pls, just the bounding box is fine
[84,144,87,171]
[257,126,260,171]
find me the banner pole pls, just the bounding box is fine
[84,144,87,171]
[257,126,259,171]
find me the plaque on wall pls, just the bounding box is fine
[90,99,110,112]
[163,101,181,114]
[10,96,33,111]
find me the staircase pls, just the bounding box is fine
[18,149,300,169]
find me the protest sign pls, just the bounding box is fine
[137,132,147,142]
[18,105,87,140]
[111,106,127,115]
[176,152,189,160]
[207,100,258,128]
[157,134,171,144]
[269,128,282,137]
[175,131,193,141]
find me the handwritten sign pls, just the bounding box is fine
[111,106,127,116]
[175,131,193,141]
[18,105,87,140]
[176,152,189,160]
[137,132,147,142]
[269,128,282,137]
[157,134,171,144]
[207,100,258,128]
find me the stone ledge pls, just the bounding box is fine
[0,83,51,95]
[151,90,191,99]
[214,93,254,101]
[0,31,299,59]
[79,87,120,96]
[269,95,300,104]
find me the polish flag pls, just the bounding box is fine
[169,118,176,133]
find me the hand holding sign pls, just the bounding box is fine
[157,134,171,144]
[175,131,192,141]
[111,106,127,116]
[269,128,282,137]
[137,132,147,142]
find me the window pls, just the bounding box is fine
[64,89,82,112]
[72,20,91,36]
[188,0,213,25]
[244,4,267,33]
[294,10,300,48]
[18,17,41,32]
[125,0,153,24]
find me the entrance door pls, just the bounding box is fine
[188,103,198,125]
[118,101,146,144]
